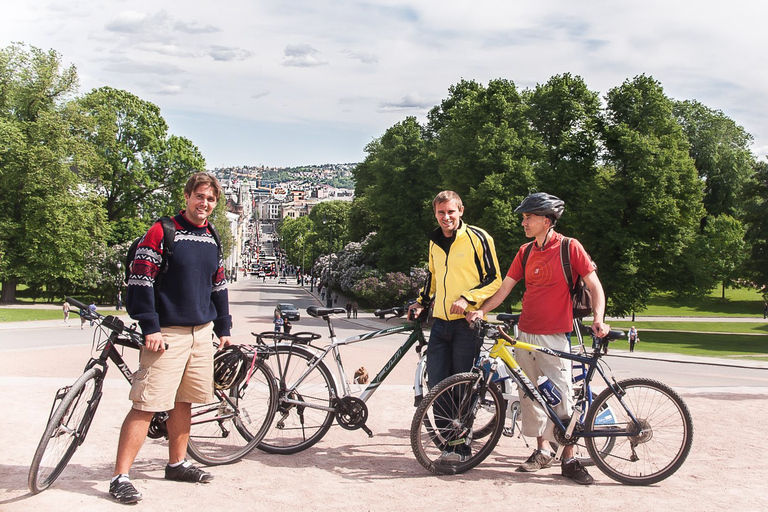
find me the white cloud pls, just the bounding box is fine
[282,44,328,67]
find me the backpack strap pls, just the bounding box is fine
[559,237,575,294]
[158,216,177,274]
[521,242,535,274]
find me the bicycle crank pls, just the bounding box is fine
[334,396,373,436]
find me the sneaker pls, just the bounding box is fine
[437,450,468,464]
[109,476,142,504]
[516,449,553,472]
[561,458,594,485]
[164,460,214,483]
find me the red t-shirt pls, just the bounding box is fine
[507,232,596,334]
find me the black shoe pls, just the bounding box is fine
[561,458,594,485]
[109,476,142,504]
[164,461,214,483]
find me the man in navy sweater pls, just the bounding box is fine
[109,172,231,504]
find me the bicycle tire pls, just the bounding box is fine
[585,378,693,485]
[28,368,103,493]
[257,344,337,454]
[187,361,277,465]
[419,354,507,440]
[411,372,505,475]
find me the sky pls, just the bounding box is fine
[2,0,767,168]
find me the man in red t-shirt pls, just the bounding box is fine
[466,192,609,485]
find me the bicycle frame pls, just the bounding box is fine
[486,333,643,444]
[273,318,427,411]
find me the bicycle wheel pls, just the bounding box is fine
[257,344,337,454]
[29,368,103,493]
[187,362,277,465]
[585,378,693,485]
[411,372,505,475]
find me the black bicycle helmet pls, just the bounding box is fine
[213,345,247,390]
[514,192,565,222]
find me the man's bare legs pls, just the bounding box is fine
[113,402,192,476]
[113,409,153,477]
[166,402,191,464]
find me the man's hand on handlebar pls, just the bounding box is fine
[464,310,484,325]
[407,302,424,321]
[591,320,610,338]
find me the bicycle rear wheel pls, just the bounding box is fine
[29,368,103,493]
[585,378,693,485]
[257,344,337,454]
[411,372,505,475]
[187,361,277,465]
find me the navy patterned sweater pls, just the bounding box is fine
[126,212,231,338]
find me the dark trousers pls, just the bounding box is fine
[427,318,481,455]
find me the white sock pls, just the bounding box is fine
[111,474,129,484]
[168,459,189,468]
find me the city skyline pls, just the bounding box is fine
[3,1,767,167]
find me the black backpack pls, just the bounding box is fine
[521,237,593,318]
[124,216,223,306]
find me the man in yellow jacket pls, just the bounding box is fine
[408,190,502,462]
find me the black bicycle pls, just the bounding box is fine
[28,297,277,494]
[411,318,694,485]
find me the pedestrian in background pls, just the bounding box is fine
[628,326,639,353]
[62,301,70,324]
[345,301,352,318]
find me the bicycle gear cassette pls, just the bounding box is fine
[335,396,369,431]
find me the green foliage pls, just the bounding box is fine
[0,43,107,302]
[743,159,768,297]
[352,117,437,271]
[595,75,705,315]
[74,87,204,243]
[674,100,754,219]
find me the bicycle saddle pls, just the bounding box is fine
[307,306,348,318]
[496,313,521,325]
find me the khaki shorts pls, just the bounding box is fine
[129,322,215,412]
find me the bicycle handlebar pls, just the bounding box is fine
[66,296,154,349]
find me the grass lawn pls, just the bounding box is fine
[0,309,128,322]
[605,331,768,360]
[0,309,66,322]
[641,287,766,317]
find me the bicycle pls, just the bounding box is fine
[28,297,277,494]
[411,318,694,485]
[255,304,430,454]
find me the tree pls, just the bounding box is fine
[743,159,768,297]
[427,79,541,263]
[352,117,438,271]
[596,75,705,315]
[74,87,203,244]
[524,74,603,240]
[674,100,754,220]
[0,44,106,302]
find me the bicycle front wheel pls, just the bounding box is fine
[411,372,505,475]
[29,368,103,493]
[585,378,693,485]
[257,344,337,454]
[187,361,277,465]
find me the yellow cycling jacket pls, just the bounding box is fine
[418,221,502,321]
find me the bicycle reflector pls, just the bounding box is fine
[213,345,247,390]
